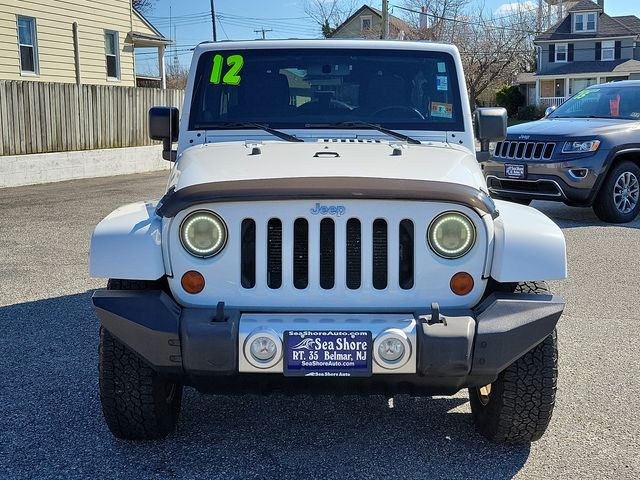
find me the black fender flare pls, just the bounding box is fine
[590,144,640,203]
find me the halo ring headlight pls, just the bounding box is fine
[427,211,476,259]
[180,210,228,258]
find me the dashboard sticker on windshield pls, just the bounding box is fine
[574,88,599,100]
[431,102,453,118]
[210,54,244,85]
[437,62,446,73]
[437,76,448,91]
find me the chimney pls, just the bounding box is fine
[419,6,429,30]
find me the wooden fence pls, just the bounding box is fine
[0,80,184,156]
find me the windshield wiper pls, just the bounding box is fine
[306,121,421,145]
[212,122,303,142]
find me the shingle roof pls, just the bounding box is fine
[613,15,640,33]
[536,59,640,76]
[567,0,603,13]
[516,72,536,84]
[368,6,412,33]
[535,9,638,41]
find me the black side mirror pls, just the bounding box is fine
[473,107,507,161]
[149,106,179,161]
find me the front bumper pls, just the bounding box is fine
[482,150,609,206]
[92,290,564,395]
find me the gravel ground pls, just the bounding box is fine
[0,171,639,479]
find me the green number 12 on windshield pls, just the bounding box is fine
[210,54,244,85]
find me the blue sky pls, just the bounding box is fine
[136,0,640,73]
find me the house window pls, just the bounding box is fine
[360,16,372,31]
[104,31,120,80]
[17,16,38,74]
[555,43,568,62]
[574,14,584,31]
[574,13,596,32]
[601,40,615,61]
[569,78,597,95]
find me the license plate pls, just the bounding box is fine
[505,163,527,179]
[283,330,372,377]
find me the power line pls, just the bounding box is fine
[254,27,273,39]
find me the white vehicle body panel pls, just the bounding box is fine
[168,141,488,193]
[90,202,165,280]
[165,200,490,310]
[490,200,567,282]
[89,39,568,300]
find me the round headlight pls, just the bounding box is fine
[180,210,227,258]
[427,212,476,259]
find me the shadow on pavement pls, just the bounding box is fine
[532,200,640,229]
[0,292,530,479]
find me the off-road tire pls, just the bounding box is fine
[469,281,558,444]
[593,161,640,223]
[99,279,183,440]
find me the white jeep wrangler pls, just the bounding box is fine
[90,39,567,443]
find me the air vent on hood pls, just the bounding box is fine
[318,138,382,143]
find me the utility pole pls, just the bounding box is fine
[210,0,217,41]
[254,27,272,39]
[381,0,389,39]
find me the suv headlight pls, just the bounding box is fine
[427,212,476,259]
[180,210,228,258]
[562,140,600,154]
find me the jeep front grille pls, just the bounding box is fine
[242,217,415,291]
[494,141,555,160]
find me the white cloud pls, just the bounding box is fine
[495,1,538,15]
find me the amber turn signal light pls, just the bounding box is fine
[450,272,474,296]
[181,270,205,294]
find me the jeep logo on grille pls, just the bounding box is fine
[310,203,346,216]
[518,134,531,140]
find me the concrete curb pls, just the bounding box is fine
[0,145,170,188]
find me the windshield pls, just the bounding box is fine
[549,85,640,120]
[189,48,464,132]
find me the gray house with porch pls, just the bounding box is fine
[519,0,640,108]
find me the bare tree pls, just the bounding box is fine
[132,0,157,13]
[166,62,189,90]
[402,1,537,107]
[402,0,470,42]
[304,0,359,37]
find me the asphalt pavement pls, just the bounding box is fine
[1,171,639,479]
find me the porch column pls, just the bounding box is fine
[535,78,540,105]
[564,78,570,99]
[158,45,166,90]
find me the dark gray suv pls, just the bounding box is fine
[482,80,640,223]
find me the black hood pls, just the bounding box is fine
[507,118,637,139]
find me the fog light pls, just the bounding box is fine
[378,337,404,362]
[244,329,282,369]
[250,336,277,362]
[373,329,411,369]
